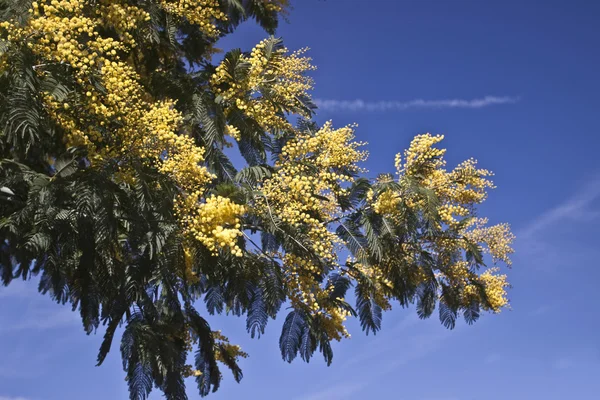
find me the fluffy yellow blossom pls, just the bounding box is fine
[283,254,324,309]
[211,39,316,132]
[283,254,352,341]
[318,306,353,341]
[463,218,515,265]
[399,134,496,230]
[99,0,150,44]
[159,0,227,37]
[350,261,394,310]
[381,134,514,314]
[282,121,367,170]
[394,152,402,174]
[255,121,367,340]
[225,124,241,141]
[212,331,249,362]
[259,121,367,261]
[373,189,401,216]
[444,261,473,283]
[402,133,446,174]
[177,194,245,256]
[438,203,470,227]
[0,0,220,251]
[262,0,289,13]
[479,268,510,312]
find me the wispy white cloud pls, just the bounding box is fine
[484,353,503,364]
[299,317,453,400]
[421,397,460,400]
[0,306,78,333]
[530,304,550,317]
[314,95,520,112]
[553,357,574,370]
[518,177,600,239]
[0,396,31,400]
[0,328,84,379]
[341,315,445,370]
[295,382,367,400]
[298,333,448,400]
[382,331,450,370]
[0,281,79,334]
[392,312,420,332]
[0,281,37,299]
[513,176,600,273]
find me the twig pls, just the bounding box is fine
[242,232,280,263]
[260,192,310,252]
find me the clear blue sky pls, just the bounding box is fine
[2,1,599,399]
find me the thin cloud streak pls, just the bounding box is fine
[0,280,79,334]
[553,358,574,370]
[295,382,367,400]
[514,175,600,272]
[0,280,37,299]
[300,318,452,400]
[314,95,520,112]
[0,396,30,400]
[484,353,503,364]
[0,306,78,333]
[519,177,600,239]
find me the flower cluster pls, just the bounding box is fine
[373,189,401,217]
[99,0,150,45]
[394,153,402,174]
[262,0,289,13]
[254,122,367,340]
[479,268,510,312]
[177,194,245,257]
[283,254,352,341]
[212,330,249,362]
[397,134,496,228]
[402,133,446,175]
[283,254,324,311]
[350,261,394,311]
[318,306,353,341]
[211,39,316,132]
[260,121,367,261]
[366,134,516,313]
[463,218,515,265]
[438,203,469,227]
[224,124,241,141]
[159,0,227,37]
[437,261,510,311]
[0,0,244,253]
[282,121,366,170]
[444,261,472,282]
[182,330,248,378]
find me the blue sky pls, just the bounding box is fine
[2,0,600,399]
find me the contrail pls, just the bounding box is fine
[314,95,520,112]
